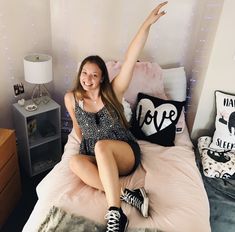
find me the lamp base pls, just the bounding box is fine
[31,84,51,105]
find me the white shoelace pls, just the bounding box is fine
[122,192,142,210]
[104,210,121,232]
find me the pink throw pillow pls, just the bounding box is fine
[106,61,167,108]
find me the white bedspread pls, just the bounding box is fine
[23,128,211,232]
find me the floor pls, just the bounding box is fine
[1,168,50,232]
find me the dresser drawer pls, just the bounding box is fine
[0,171,21,228]
[0,130,16,170]
[0,153,18,193]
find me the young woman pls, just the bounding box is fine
[64,2,167,232]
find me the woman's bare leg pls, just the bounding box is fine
[69,155,104,190]
[94,140,135,208]
[69,140,135,208]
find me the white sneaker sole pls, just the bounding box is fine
[124,218,129,232]
[139,187,149,218]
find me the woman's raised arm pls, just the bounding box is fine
[112,1,168,101]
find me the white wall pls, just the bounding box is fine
[49,0,199,113]
[188,0,235,141]
[0,0,228,133]
[0,0,52,128]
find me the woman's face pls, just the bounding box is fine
[80,62,102,91]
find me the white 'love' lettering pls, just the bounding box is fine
[136,98,177,136]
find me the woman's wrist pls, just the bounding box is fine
[138,21,151,36]
[142,19,152,30]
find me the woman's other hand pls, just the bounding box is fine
[145,1,168,26]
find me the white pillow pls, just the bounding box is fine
[162,67,187,101]
[210,91,235,150]
[162,67,187,133]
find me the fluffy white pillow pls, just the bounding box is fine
[122,98,132,122]
[210,91,235,150]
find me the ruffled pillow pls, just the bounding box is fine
[106,61,167,108]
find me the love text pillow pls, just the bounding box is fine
[210,91,235,150]
[131,93,185,146]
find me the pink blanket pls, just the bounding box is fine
[23,128,211,232]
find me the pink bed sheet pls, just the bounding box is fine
[23,128,211,232]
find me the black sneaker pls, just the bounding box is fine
[105,207,128,232]
[121,187,149,218]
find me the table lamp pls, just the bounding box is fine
[24,54,53,105]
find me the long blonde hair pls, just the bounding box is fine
[73,55,129,128]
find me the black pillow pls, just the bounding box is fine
[131,92,185,146]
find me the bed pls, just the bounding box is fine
[22,62,211,232]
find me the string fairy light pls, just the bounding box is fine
[89,0,101,55]
[0,11,17,96]
[56,0,76,91]
[0,1,46,100]
[180,0,198,67]
[186,0,224,111]
[118,2,131,58]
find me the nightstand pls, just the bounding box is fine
[12,98,62,177]
[0,129,21,229]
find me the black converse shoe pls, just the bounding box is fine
[121,187,149,218]
[105,207,128,232]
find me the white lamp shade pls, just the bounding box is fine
[24,54,53,84]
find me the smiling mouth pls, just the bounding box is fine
[83,82,93,86]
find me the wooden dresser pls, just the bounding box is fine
[0,128,21,228]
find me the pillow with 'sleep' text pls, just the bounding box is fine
[210,91,235,150]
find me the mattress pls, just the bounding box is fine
[22,127,211,232]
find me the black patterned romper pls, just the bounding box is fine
[74,99,141,174]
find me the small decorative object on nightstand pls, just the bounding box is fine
[12,98,62,177]
[0,129,21,229]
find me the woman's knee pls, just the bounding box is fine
[95,140,112,162]
[94,140,111,158]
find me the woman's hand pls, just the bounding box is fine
[144,1,168,26]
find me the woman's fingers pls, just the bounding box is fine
[154,1,168,14]
[150,1,168,23]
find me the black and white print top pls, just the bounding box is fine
[74,100,136,156]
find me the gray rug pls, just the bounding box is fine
[38,206,161,232]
